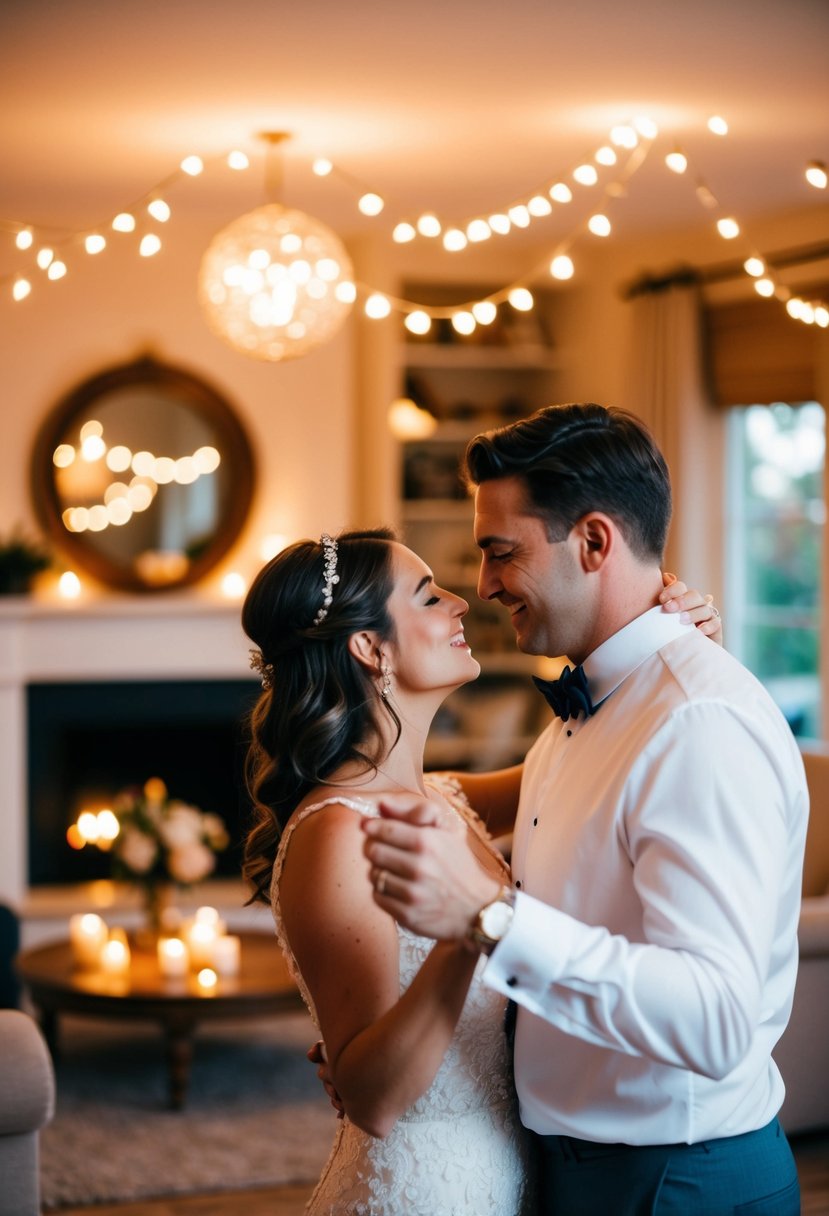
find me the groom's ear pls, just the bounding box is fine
[347,630,380,672]
[572,513,613,571]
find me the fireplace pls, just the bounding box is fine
[27,679,260,886]
[0,595,256,908]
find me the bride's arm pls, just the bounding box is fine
[280,802,478,1139]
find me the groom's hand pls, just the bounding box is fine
[361,794,501,942]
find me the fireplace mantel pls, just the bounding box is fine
[0,594,251,908]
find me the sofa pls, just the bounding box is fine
[0,1010,55,1216]
[774,743,829,1134]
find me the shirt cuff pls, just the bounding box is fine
[484,890,579,1002]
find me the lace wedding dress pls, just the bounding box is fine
[271,776,532,1216]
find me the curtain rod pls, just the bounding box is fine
[624,240,829,299]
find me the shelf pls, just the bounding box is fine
[403,343,561,371]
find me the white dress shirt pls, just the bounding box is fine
[485,607,809,1145]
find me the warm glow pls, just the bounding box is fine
[101,937,130,975]
[743,257,765,277]
[594,146,617,166]
[140,234,162,257]
[527,195,552,217]
[488,213,511,234]
[716,217,740,239]
[227,150,249,170]
[707,116,729,136]
[47,260,67,280]
[404,310,432,336]
[358,192,384,216]
[572,164,598,186]
[335,280,357,303]
[549,183,572,204]
[58,570,82,598]
[193,445,221,474]
[815,305,829,328]
[81,434,106,461]
[393,222,416,243]
[260,533,289,560]
[312,158,333,176]
[12,278,31,301]
[221,572,247,599]
[665,150,687,174]
[550,254,574,280]
[36,248,54,269]
[112,213,135,232]
[442,228,467,252]
[197,967,218,990]
[416,214,441,238]
[452,310,476,335]
[754,277,775,297]
[365,292,391,319]
[388,397,438,440]
[610,125,638,148]
[508,287,533,311]
[85,233,106,254]
[805,160,827,189]
[77,811,101,843]
[507,205,530,228]
[472,300,497,325]
[148,199,171,223]
[180,155,204,176]
[15,228,33,250]
[633,117,658,140]
[106,445,133,472]
[466,218,492,241]
[587,213,611,237]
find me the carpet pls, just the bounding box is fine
[40,1010,335,1210]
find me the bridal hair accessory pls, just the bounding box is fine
[312,533,340,626]
[249,648,274,690]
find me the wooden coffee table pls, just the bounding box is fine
[15,931,305,1109]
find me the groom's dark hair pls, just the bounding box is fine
[463,402,672,562]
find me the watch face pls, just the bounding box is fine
[481,899,514,940]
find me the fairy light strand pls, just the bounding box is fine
[2,123,826,331]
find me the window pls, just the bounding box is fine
[726,401,825,738]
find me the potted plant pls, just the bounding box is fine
[0,528,51,595]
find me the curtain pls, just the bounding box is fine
[625,282,723,599]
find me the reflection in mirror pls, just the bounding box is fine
[33,355,255,592]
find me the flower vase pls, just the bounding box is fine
[136,882,175,949]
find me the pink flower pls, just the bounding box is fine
[167,841,216,884]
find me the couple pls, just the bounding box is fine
[242,403,807,1215]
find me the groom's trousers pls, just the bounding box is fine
[533,1116,799,1215]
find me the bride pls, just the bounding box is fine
[241,529,717,1216]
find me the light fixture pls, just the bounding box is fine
[805,160,827,190]
[198,133,355,362]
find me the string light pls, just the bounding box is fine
[3,118,824,334]
[805,160,827,189]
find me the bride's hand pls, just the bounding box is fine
[659,574,723,645]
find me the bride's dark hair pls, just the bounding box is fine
[241,528,399,904]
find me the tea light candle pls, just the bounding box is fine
[100,935,131,976]
[194,905,226,935]
[157,936,189,978]
[187,920,218,968]
[69,913,108,968]
[213,934,241,977]
[197,967,218,991]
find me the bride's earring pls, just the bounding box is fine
[379,660,392,699]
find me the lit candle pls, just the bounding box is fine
[100,935,131,976]
[213,934,241,977]
[186,920,218,968]
[194,905,226,935]
[157,936,189,978]
[197,967,218,992]
[69,913,108,968]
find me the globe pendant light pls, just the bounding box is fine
[198,134,355,362]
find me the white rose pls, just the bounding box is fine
[117,827,158,874]
[167,841,216,884]
[159,804,204,850]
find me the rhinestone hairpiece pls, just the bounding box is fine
[249,648,274,690]
[312,533,340,626]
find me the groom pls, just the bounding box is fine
[363,403,808,1215]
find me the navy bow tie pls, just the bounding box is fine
[533,664,595,722]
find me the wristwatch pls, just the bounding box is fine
[467,886,517,955]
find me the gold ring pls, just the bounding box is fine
[376,869,388,896]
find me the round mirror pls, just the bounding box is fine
[32,354,255,592]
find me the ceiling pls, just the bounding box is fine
[1,0,828,265]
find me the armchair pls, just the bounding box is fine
[0,1010,55,1216]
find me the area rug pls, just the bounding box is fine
[40,1010,335,1210]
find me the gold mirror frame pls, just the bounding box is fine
[32,354,256,592]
